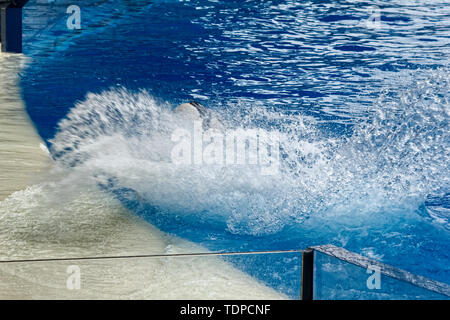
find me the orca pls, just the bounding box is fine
[174,101,224,131]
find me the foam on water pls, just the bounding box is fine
[0,168,287,299]
[49,69,449,238]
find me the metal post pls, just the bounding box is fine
[1,7,22,53]
[0,0,29,53]
[301,248,314,300]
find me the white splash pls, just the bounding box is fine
[49,69,450,235]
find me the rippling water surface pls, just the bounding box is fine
[11,0,450,287]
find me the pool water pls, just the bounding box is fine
[15,0,450,291]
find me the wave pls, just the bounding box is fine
[49,68,450,236]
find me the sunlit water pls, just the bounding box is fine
[1,0,449,296]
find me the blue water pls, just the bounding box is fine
[18,0,449,295]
